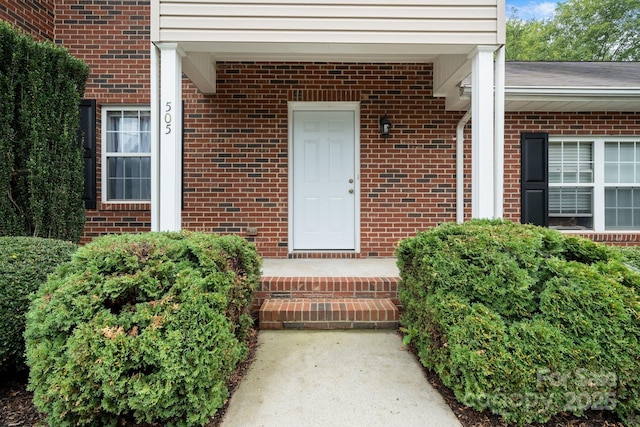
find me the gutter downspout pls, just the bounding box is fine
[150,43,160,231]
[494,45,505,219]
[456,110,472,223]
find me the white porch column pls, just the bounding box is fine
[157,43,183,231]
[494,45,506,219]
[150,43,160,231]
[471,46,496,219]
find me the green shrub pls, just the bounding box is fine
[0,21,89,241]
[397,220,640,426]
[25,232,261,427]
[0,236,77,373]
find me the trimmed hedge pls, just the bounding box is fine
[0,236,77,373]
[0,21,89,241]
[397,220,640,426]
[25,232,261,427]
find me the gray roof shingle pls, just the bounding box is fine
[505,62,640,87]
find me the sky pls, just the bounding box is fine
[506,0,559,20]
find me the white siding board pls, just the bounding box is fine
[163,0,497,5]
[155,0,502,46]
[159,30,499,45]
[160,17,497,33]
[161,4,498,19]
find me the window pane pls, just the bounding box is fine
[106,112,122,153]
[125,178,140,200]
[605,143,618,161]
[618,189,633,207]
[620,164,635,182]
[604,187,640,230]
[605,141,640,184]
[108,158,125,178]
[106,132,119,153]
[141,178,151,200]
[618,209,632,227]
[122,111,140,132]
[105,108,151,201]
[140,131,151,153]
[620,142,635,160]
[141,158,151,177]
[605,164,618,183]
[563,171,578,184]
[549,187,592,215]
[578,168,592,184]
[122,132,139,153]
[605,208,617,228]
[108,178,124,200]
[548,141,593,184]
[125,158,141,178]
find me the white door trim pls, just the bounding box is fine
[288,101,361,253]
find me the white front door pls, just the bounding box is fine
[292,110,356,250]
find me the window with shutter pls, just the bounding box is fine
[541,136,640,231]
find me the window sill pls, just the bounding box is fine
[97,202,151,211]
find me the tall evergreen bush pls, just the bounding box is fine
[0,21,89,242]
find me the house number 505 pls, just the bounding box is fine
[164,102,172,134]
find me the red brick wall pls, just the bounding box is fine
[181,63,466,257]
[54,0,152,243]
[504,111,640,246]
[0,0,55,41]
[11,1,640,254]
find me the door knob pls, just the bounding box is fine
[349,178,354,183]
[349,189,354,193]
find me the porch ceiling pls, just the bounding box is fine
[175,40,478,99]
[177,41,475,62]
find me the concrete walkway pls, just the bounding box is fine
[221,330,462,427]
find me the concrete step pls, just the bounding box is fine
[259,298,399,330]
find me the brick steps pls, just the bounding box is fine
[259,297,399,330]
[254,276,400,311]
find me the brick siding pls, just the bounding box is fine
[4,1,640,254]
[181,62,465,257]
[54,0,152,243]
[0,0,55,41]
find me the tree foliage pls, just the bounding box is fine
[506,0,640,61]
[0,21,89,242]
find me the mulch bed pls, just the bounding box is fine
[0,328,626,427]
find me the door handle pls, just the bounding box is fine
[349,189,354,193]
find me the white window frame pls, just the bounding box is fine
[550,135,640,232]
[101,105,151,203]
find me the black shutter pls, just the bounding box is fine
[521,132,548,227]
[78,99,97,209]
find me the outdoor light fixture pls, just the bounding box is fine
[379,114,391,138]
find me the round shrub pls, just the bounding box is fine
[0,236,77,373]
[398,220,640,426]
[25,232,261,427]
